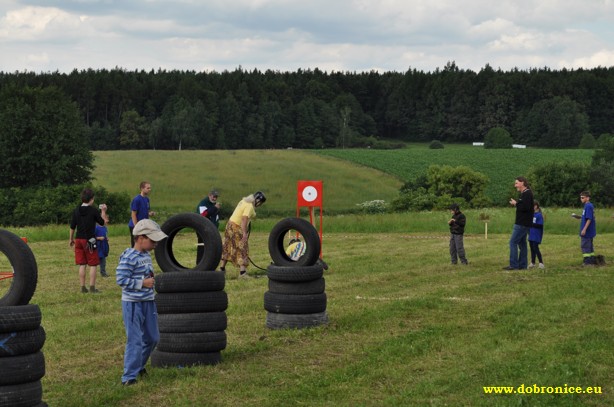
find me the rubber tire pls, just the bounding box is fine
[157,331,227,353]
[155,291,228,314]
[0,352,45,385]
[158,312,227,333]
[0,230,38,306]
[264,291,327,314]
[268,278,325,295]
[151,349,221,367]
[0,305,41,333]
[155,213,222,273]
[268,218,321,267]
[266,311,329,329]
[155,270,225,293]
[0,380,42,407]
[266,264,323,283]
[0,326,46,357]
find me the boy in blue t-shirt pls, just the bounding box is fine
[572,191,596,266]
[95,214,110,277]
[116,219,167,386]
[528,201,544,269]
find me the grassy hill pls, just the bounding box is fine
[93,150,403,217]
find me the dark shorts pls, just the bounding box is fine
[74,239,100,266]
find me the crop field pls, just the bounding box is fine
[316,145,594,205]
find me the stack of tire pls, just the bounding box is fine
[264,218,328,329]
[0,229,47,407]
[151,213,227,367]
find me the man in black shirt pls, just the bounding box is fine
[503,176,534,270]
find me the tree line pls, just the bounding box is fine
[1,62,612,150]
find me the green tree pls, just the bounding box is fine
[0,85,93,188]
[119,109,149,149]
[527,161,594,207]
[484,127,513,149]
[578,133,596,149]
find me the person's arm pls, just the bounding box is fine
[69,228,75,247]
[241,216,249,241]
[131,210,138,225]
[581,219,591,236]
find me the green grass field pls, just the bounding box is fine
[3,147,612,406]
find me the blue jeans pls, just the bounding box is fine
[509,224,530,269]
[121,301,159,382]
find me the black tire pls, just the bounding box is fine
[266,264,323,283]
[0,326,45,357]
[0,230,38,306]
[266,311,329,330]
[268,218,321,267]
[157,331,227,353]
[268,278,325,295]
[0,380,42,407]
[0,305,41,333]
[155,291,228,314]
[158,312,227,333]
[264,291,327,314]
[151,349,221,368]
[155,213,222,273]
[0,352,45,385]
[155,270,225,293]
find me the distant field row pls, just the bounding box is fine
[316,146,594,205]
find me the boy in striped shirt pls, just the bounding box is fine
[116,219,167,386]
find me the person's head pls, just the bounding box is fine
[209,189,219,202]
[580,191,591,203]
[253,191,266,207]
[132,219,167,251]
[514,176,529,191]
[534,201,540,212]
[448,203,460,214]
[81,188,95,204]
[140,181,151,196]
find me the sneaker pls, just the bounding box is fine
[502,266,518,271]
[239,272,251,279]
[89,287,101,294]
[122,379,137,386]
[538,263,545,269]
[528,263,535,268]
[101,272,109,278]
[138,368,147,377]
[81,286,89,294]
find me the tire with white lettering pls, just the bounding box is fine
[0,352,45,385]
[155,270,225,293]
[155,213,222,273]
[0,326,45,357]
[0,305,41,333]
[155,291,228,314]
[157,331,227,353]
[0,230,38,306]
[151,349,221,367]
[0,380,43,407]
[264,292,327,314]
[266,311,329,329]
[268,218,321,267]
[266,264,323,283]
[158,312,227,333]
[268,278,325,295]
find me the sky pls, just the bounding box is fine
[1,0,613,74]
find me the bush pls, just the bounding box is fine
[578,133,596,149]
[484,127,513,149]
[356,200,388,213]
[429,140,444,149]
[0,185,130,227]
[526,161,596,207]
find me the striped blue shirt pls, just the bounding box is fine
[116,248,155,302]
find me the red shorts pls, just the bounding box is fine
[74,239,100,266]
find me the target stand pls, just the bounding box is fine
[296,180,323,257]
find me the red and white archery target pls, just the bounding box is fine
[297,181,323,207]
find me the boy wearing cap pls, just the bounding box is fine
[448,203,468,265]
[116,219,167,386]
[572,191,597,266]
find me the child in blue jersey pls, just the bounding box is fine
[95,213,110,277]
[572,191,597,266]
[528,201,544,269]
[116,219,167,386]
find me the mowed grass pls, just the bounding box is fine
[92,150,403,216]
[316,145,594,205]
[26,222,614,406]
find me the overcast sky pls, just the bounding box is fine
[1,0,613,74]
